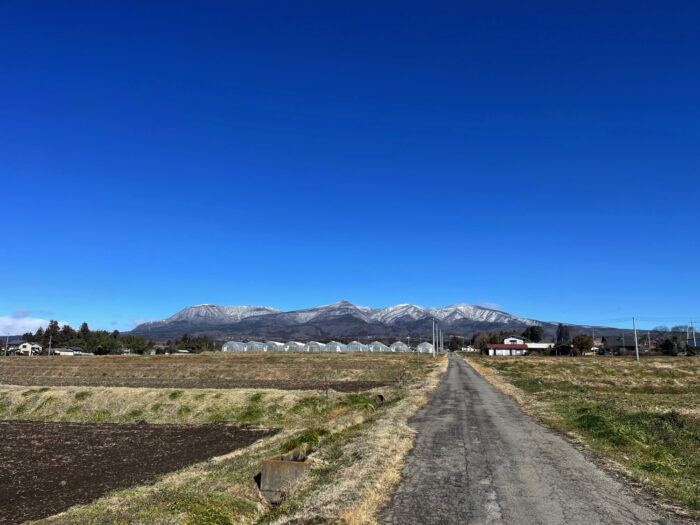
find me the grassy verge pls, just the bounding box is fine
[464,355,699,516]
[21,355,447,524]
[0,385,393,429]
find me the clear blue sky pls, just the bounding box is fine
[2,1,698,333]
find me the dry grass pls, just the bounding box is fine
[464,355,700,516]
[0,353,432,388]
[283,355,448,525]
[4,353,448,524]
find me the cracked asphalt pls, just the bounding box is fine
[380,353,677,525]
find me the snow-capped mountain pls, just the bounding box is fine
[131,300,546,339]
[135,304,280,331]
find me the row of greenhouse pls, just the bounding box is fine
[221,340,436,354]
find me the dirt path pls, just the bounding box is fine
[380,353,677,525]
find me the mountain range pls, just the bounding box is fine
[130,300,615,341]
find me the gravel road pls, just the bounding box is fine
[381,353,677,525]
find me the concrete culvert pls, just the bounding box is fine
[260,448,310,504]
[374,394,385,406]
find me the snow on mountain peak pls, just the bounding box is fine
[133,300,541,333]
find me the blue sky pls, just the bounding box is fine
[1,1,698,333]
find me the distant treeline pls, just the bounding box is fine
[21,323,226,355]
[22,322,150,354]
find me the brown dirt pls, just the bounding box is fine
[0,354,401,392]
[0,420,277,524]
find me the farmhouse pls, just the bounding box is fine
[526,342,554,352]
[54,347,94,356]
[487,344,529,356]
[13,342,43,355]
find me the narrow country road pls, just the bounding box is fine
[381,353,677,525]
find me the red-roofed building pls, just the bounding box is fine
[487,344,529,356]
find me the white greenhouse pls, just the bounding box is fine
[390,341,410,353]
[245,341,265,353]
[325,341,347,352]
[222,341,246,352]
[369,341,390,353]
[285,341,306,352]
[416,342,434,354]
[347,341,368,352]
[305,341,326,353]
[264,341,285,352]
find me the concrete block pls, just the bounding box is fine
[260,448,310,503]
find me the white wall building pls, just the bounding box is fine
[16,342,42,355]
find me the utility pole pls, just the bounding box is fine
[692,321,697,349]
[4,335,7,357]
[48,334,53,356]
[432,319,436,358]
[633,317,639,361]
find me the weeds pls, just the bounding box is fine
[281,427,332,453]
[168,390,184,401]
[467,355,700,511]
[74,391,92,401]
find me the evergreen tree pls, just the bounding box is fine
[79,322,90,340]
[34,327,45,346]
[46,320,60,341]
[556,323,571,343]
[522,326,543,343]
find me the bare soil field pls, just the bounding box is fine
[0,353,446,524]
[0,420,276,524]
[0,353,427,391]
[465,355,699,516]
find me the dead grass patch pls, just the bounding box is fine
[464,355,699,517]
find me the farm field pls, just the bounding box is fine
[0,353,446,524]
[0,353,421,391]
[0,421,274,524]
[465,355,699,516]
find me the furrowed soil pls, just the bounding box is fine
[0,353,420,391]
[0,353,442,524]
[0,420,276,524]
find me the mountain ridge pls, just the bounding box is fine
[130,300,569,340]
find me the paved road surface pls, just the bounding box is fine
[381,353,676,525]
